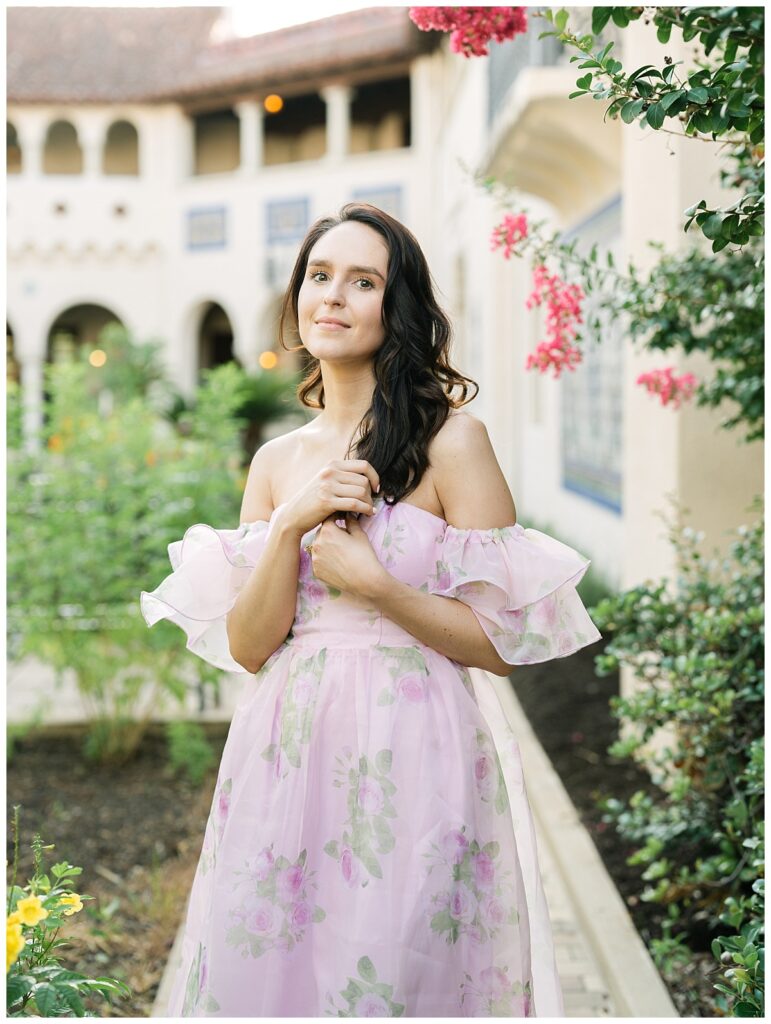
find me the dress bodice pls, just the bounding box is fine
[140,495,601,673]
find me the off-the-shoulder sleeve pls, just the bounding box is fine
[426,523,602,665]
[139,519,271,673]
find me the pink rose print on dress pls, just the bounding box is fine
[277,863,305,902]
[479,893,507,930]
[325,747,397,886]
[294,538,342,626]
[262,649,326,779]
[181,942,220,1015]
[460,963,533,1016]
[448,881,477,924]
[227,846,325,959]
[246,846,275,882]
[373,644,432,707]
[357,777,385,814]
[474,753,496,800]
[339,844,361,888]
[472,850,496,889]
[214,777,232,841]
[396,673,429,703]
[242,896,282,938]
[290,900,313,928]
[474,729,510,814]
[423,828,519,945]
[323,955,405,1017]
[441,828,469,865]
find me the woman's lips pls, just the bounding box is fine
[315,321,350,330]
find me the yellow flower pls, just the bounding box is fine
[14,894,49,927]
[58,893,83,916]
[6,917,25,972]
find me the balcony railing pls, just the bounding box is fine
[487,26,564,126]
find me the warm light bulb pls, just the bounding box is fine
[89,349,107,367]
[264,94,284,114]
[259,351,278,369]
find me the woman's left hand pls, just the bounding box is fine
[310,512,387,600]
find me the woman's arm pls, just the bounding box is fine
[359,413,518,677]
[226,441,304,674]
[361,575,514,675]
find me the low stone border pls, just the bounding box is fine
[479,668,679,1018]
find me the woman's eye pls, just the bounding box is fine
[309,271,374,289]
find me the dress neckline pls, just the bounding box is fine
[258,498,521,534]
[267,497,447,527]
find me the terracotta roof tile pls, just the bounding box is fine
[7,6,438,104]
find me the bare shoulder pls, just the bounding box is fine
[239,426,304,524]
[430,410,517,529]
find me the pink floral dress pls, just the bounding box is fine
[140,494,601,1017]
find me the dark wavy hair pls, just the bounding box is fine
[277,202,479,506]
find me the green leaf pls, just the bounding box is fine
[375,749,392,775]
[661,89,686,112]
[357,955,378,983]
[591,8,612,34]
[33,983,61,1016]
[656,22,672,44]
[701,213,725,240]
[554,9,568,33]
[686,86,710,105]
[620,98,645,124]
[645,103,667,130]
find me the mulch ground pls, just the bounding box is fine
[6,724,229,1018]
[7,646,720,1017]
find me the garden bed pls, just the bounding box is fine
[6,723,229,1018]
[511,644,718,1017]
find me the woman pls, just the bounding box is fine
[141,202,601,1017]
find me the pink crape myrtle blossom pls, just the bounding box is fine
[490,213,528,259]
[525,263,585,378]
[409,7,528,58]
[636,366,698,408]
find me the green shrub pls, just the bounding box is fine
[165,721,216,786]
[590,496,764,1015]
[6,807,132,1016]
[7,345,247,764]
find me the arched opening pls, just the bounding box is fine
[7,122,22,174]
[350,76,411,153]
[42,119,83,175]
[198,302,239,378]
[46,303,124,366]
[103,119,139,175]
[7,322,20,384]
[193,108,240,175]
[43,303,125,425]
[264,92,326,166]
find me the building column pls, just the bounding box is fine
[235,99,264,175]
[14,117,47,178]
[73,114,110,178]
[320,84,353,162]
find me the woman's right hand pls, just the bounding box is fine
[278,460,381,537]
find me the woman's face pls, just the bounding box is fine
[297,221,389,363]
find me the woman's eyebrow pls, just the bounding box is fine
[307,258,385,281]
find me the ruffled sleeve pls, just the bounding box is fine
[139,519,271,673]
[426,522,602,665]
